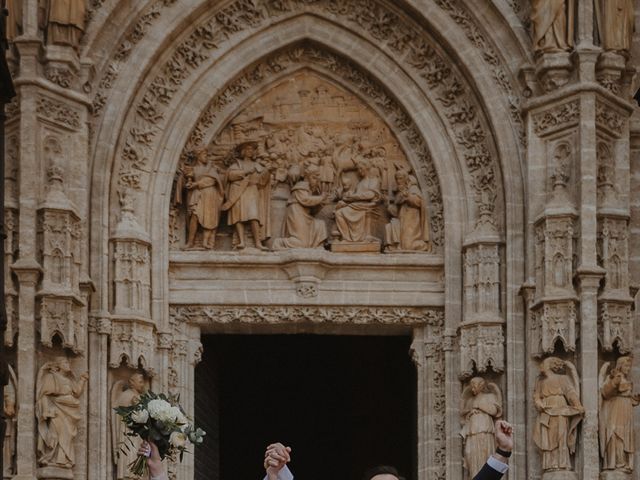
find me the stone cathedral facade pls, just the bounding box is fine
[3,1,640,479]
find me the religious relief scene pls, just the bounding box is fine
[170,73,432,254]
[3,1,640,480]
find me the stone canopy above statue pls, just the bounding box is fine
[171,71,433,254]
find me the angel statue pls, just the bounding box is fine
[599,356,640,474]
[533,357,584,472]
[111,373,148,480]
[460,377,503,476]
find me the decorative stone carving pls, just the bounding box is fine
[272,164,328,250]
[597,142,618,207]
[3,365,17,478]
[530,0,575,54]
[46,0,86,48]
[595,0,635,53]
[595,102,625,138]
[599,357,640,477]
[36,358,89,473]
[170,305,441,326]
[460,323,505,379]
[39,297,85,354]
[36,97,81,131]
[533,357,584,476]
[532,101,580,137]
[111,373,147,480]
[108,320,155,374]
[460,377,502,477]
[384,170,431,252]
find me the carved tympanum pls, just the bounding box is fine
[533,357,584,474]
[531,0,575,54]
[460,377,502,476]
[36,358,88,469]
[111,373,147,480]
[599,357,640,475]
[171,72,432,253]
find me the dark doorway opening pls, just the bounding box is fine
[194,334,417,480]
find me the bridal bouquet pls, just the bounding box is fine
[115,391,206,476]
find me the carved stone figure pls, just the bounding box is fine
[533,357,584,472]
[272,165,327,250]
[222,142,271,250]
[596,0,635,53]
[46,0,86,47]
[460,377,503,476]
[111,373,147,480]
[531,0,575,54]
[3,366,17,477]
[36,359,89,468]
[599,357,640,474]
[6,0,22,40]
[333,159,382,248]
[385,170,431,252]
[178,149,224,249]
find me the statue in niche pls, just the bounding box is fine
[6,0,22,40]
[222,141,271,250]
[385,169,431,252]
[111,373,148,480]
[36,358,89,468]
[332,158,383,249]
[460,377,503,477]
[530,0,575,54]
[599,356,640,474]
[176,149,224,249]
[272,164,328,250]
[533,357,584,472]
[595,0,635,53]
[46,0,86,48]
[3,366,17,477]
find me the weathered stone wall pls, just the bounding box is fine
[4,1,639,480]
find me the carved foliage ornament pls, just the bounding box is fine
[595,101,625,138]
[36,97,81,130]
[110,0,502,234]
[532,100,580,136]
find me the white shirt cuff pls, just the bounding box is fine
[263,465,294,480]
[486,455,509,474]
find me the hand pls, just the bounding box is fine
[139,441,163,478]
[80,372,89,381]
[264,443,291,479]
[494,420,513,453]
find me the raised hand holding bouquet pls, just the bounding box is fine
[114,391,205,477]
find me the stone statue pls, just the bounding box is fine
[533,357,584,472]
[385,170,431,252]
[460,377,503,477]
[3,366,17,477]
[595,0,635,53]
[6,0,22,40]
[599,356,640,474]
[179,149,224,249]
[222,142,271,250]
[272,165,328,250]
[36,358,89,468]
[111,373,147,480]
[333,158,382,246]
[46,0,86,47]
[530,0,575,54]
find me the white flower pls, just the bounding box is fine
[146,399,173,421]
[169,431,188,448]
[131,409,149,424]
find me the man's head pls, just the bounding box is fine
[363,465,404,480]
[128,372,146,393]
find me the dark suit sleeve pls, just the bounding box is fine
[472,463,504,480]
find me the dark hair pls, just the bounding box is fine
[362,465,405,480]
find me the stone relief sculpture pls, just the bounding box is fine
[599,357,640,475]
[36,358,89,469]
[460,377,503,477]
[272,164,328,250]
[222,141,271,250]
[530,0,575,54]
[171,72,434,254]
[175,149,225,249]
[595,0,635,53]
[3,365,17,478]
[111,373,147,480]
[533,357,584,473]
[46,0,86,47]
[385,170,431,252]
